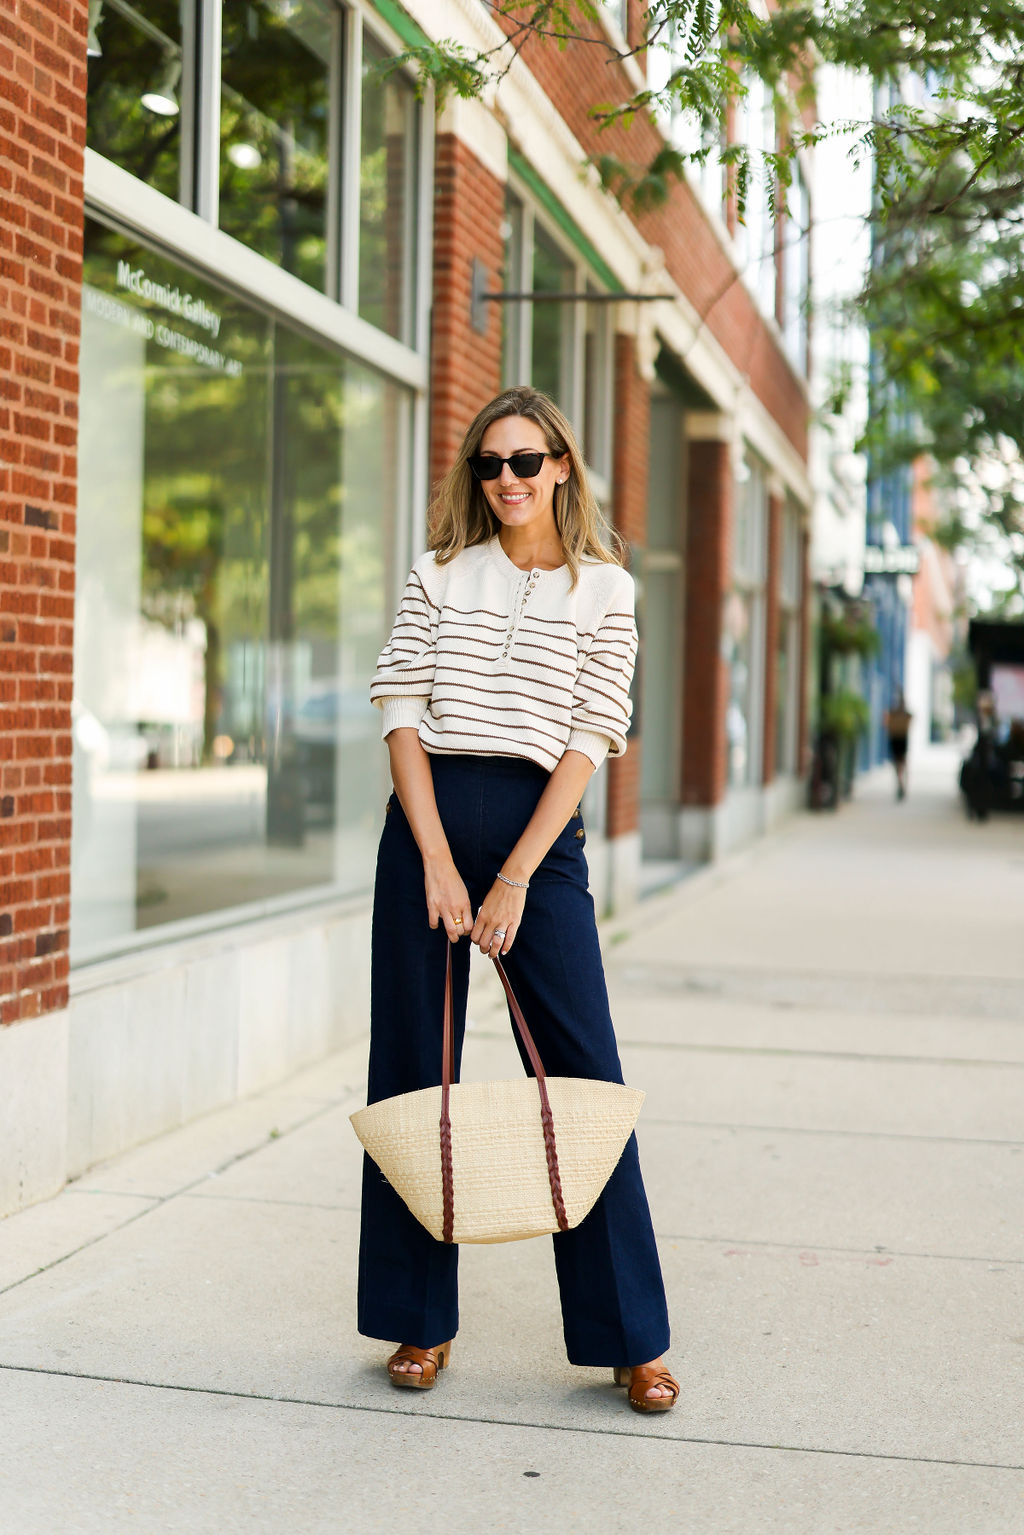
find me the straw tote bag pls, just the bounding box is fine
[350,943,645,1245]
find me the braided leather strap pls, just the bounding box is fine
[440,946,455,1244]
[492,956,568,1234]
[438,942,569,1244]
[537,1085,568,1233]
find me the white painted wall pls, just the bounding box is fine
[906,627,935,753]
[0,901,373,1219]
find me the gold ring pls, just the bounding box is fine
[454,917,463,926]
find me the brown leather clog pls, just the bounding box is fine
[386,1340,453,1391]
[613,1361,679,1413]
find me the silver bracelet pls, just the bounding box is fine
[495,871,529,890]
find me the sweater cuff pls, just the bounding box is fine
[566,728,612,769]
[378,695,429,739]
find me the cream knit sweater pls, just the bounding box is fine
[370,537,638,772]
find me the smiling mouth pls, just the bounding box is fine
[499,492,530,503]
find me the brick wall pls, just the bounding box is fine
[607,331,648,839]
[0,0,86,1027]
[428,134,504,493]
[682,437,732,807]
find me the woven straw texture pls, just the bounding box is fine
[351,1078,644,1244]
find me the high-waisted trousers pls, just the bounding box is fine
[356,753,670,1368]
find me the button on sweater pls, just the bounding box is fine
[370,537,638,771]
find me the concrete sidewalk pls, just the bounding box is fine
[2,745,1023,1533]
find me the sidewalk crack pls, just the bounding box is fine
[0,1363,1020,1471]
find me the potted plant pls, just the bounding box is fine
[820,687,871,798]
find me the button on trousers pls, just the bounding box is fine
[357,753,671,1367]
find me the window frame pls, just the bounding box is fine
[528,217,577,413]
[73,204,419,955]
[726,450,768,790]
[501,175,615,499]
[774,502,803,776]
[356,13,423,346]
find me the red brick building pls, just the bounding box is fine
[1,0,813,1213]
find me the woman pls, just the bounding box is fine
[883,691,912,801]
[358,386,677,1413]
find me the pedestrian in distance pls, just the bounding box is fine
[884,690,912,800]
[357,386,677,1414]
[960,690,998,820]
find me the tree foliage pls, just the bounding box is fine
[392,1,1024,591]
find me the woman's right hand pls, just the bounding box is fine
[384,729,471,941]
[423,855,473,943]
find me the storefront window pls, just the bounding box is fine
[583,294,612,481]
[88,6,424,328]
[220,0,335,294]
[502,191,526,384]
[775,505,803,773]
[639,395,686,825]
[86,0,189,203]
[531,226,574,404]
[72,219,404,962]
[725,454,767,788]
[359,31,419,344]
[500,197,610,477]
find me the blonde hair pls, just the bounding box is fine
[428,387,623,588]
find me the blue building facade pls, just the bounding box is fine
[860,455,914,770]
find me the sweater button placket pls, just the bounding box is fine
[503,576,525,662]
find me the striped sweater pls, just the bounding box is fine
[370,537,638,772]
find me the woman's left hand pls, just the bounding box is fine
[471,880,528,957]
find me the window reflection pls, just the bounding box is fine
[86,0,187,201]
[531,226,573,403]
[72,220,401,961]
[359,32,418,343]
[724,591,754,787]
[725,455,767,788]
[775,508,803,773]
[774,620,792,775]
[502,191,525,383]
[220,0,334,293]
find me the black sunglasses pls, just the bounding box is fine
[468,451,556,481]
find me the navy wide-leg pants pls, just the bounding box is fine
[357,753,670,1367]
